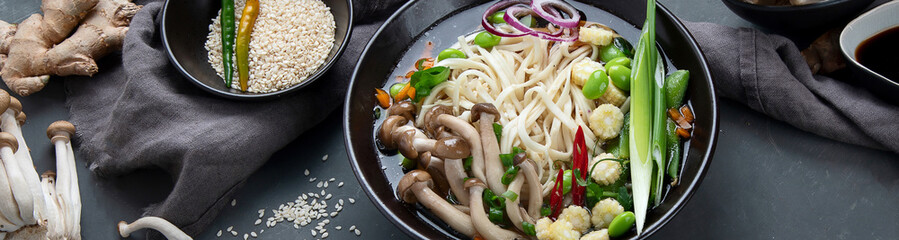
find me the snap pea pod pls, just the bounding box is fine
[664,70,690,108]
[221,0,235,87]
[236,0,260,91]
[666,119,681,180]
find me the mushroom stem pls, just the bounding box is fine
[437,114,486,182]
[118,216,193,240]
[0,146,24,228]
[47,120,80,239]
[444,158,470,205]
[419,153,449,198]
[0,132,34,225]
[397,170,476,237]
[412,138,436,153]
[0,211,20,232]
[504,174,532,231]
[516,155,542,219]
[40,171,63,239]
[1,97,44,224]
[476,112,506,194]
[465,179,525,240]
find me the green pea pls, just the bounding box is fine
[607,65,632,91]
[474,32,502,48]
[389,83,406,97]
[605,57,631,69]
[664,70,690,108]
[562,169,573,195]
[608,211,636,237]
[582,70,609,100]
[490,11,506,24]
[600,44,627,63]
[437,48,466,61]
[519,15,537,28]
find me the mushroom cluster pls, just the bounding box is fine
[381,102,542,240]
[0,89,83,240]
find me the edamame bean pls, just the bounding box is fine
[664,70,690,108]
[582,70,609,99]
[608,211,636,237]
[389,83,406,97]
[475,32,502,48]
[600,44,627,63]
[490,11,506,24]
[608,65,632,91]
[438,48,466,61]
[605,57,631,69]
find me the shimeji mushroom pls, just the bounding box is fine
[2,94,44,225]
[0,136,23,231]
[515,153,543,220]
[118,216,193,240]
[435,114,486,183]
[0,132,35,226]
[387,100,416,122]
[443,157,470,205]
[40,171,64,239]
[503,153,539,231]
[471,103,505,194]
[394,128,469,160]
[422,105,454,138]
[418,152,450,197]
[464,178,525,240]
[397,170,476,237]
[47,120,80,239]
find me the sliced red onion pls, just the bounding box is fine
[531,0,581,28]
[482,0,530,37]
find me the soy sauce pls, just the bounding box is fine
[856,27,899,81]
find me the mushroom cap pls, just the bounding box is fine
[0,132,18,151]
[378,115,408,150]
[432,136,471,159]
[418,151,434,168]
[513,152,532,166]
[387,100,416,122]
[470,103,500,123]
[15,112,25,125]
[423,105,453,137]
[0,90,9,114]
[393,129,420,159]
[463,178,487,190]
[396,170,434,203]
[47,120,76,140]
[8,96,21,114]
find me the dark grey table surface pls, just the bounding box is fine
[2,0,897,239]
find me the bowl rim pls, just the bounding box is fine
[839,0,899,86]
[343,0,719,239]
[160,0,354,100]
[722,0,857,11]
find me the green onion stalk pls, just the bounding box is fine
[629,0,659,235]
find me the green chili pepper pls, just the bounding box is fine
[236,0,260,91]
[664,70,690,108]
[666,119,681,180]
[475,32,502,48]
[582,70,609,99]
[221,0,235,87]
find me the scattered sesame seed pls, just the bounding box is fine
[322,232,329,238]
[325,194,332,200]
[322,155,329,161]
[231,230,238,236]
[216,230,222,237]
[254,219,262,225]
[335,226,342,230]
[251,231,257,238]
[328,178,336,182]
[348,198,355,204]
[382,166,387,170]
[231,199,237,206]
[227,226,233,232]
[339,199,344,205]
[349,225,356,231]
[323,181,329,188]
[317,181,324,188]
[305,169,310,176]
[338,182,344,187]
[311,229,317,236]
[354,229,361,236]
[243,233,248,240]
[309,177,317,182]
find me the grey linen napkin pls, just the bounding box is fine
[684,21,899,154]
[64,0,404,238]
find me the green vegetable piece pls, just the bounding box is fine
[608,65,632,91]
[608,211,636,237]
[464,156,473,171]
[666,119,681,180]
[493,123,503,144]
[389,83,405,97]
[483,189,506,209]
[540,206,551,217]
[605,57,632,69]
[490,11,506,24]
[562,169,573,195]
[401,157,416,170]
[437,48,466,61]
[475,32,502,48]
[522,221,537,236]
[664,70,690,108]
[488,207,505,224]
[617,186,633,211]
[619,113,630,159]
[600,44,627,63]
[499,147,524,167]
[613,37,635,58]
[584,182,604,208]
[220,0,235,87]
[582,70,609,100]
[501,166,520,185]
[501,190,519,202]
[410,66,451,102]
[519,15,537,28]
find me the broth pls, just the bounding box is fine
[856,26,899,82]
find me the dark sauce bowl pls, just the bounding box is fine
[161,0,352,100]
[722,0,874,36]
[839,1,899,104]
[344,0,718,239]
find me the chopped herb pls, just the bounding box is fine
[464,156,473,171]
[499,147,524,167]
[493,122,503,143]
[501,191,519,202]
[522,221,537,236]
[501,166,520,185]
[410,66,451,102]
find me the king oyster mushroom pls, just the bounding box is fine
[397,170,476,237]
[471,103,505,194]
[464,178,524,240]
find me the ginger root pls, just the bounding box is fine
[0,0,141,96]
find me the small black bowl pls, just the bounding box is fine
[161,0,352,100]
[722,0,874,35]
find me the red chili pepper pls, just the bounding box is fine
[550,168,564,220]
[570,126,588,207]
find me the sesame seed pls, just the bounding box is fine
[338,182,344,187]
[349,225,356,231]
[243,233,248,240]
[231,230,238,236]
[309,177,317,182]
[227,226,233,232]
[304,169,310,176]
[348,198,355,204]
[311,229,317,236]
[216,230,222,237]
[254,219,262,225]
[335,226,342,230]
[231,199,237,206]
[251,231,257,237]
[354,229,361,236]
[322,232,329,238]
[322,155,329,161]
[328,178,336,182]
